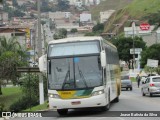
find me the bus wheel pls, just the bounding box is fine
[101,91,110,111]
[57,109,68,115]
[114,96,119,102]
[106,92,110,110]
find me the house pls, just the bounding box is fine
[48,12,71,21]
[0,12,9,25]
[0,27,26,47]
[54,18,79,31]
[6,0,13,8]
[80,12,92,23]
[124,25,160,46]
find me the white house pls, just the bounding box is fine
[0,12,8,24]
[80,13,92,23]
[48,12,71,21]
[54,19,79,31]
[124,25,160,46]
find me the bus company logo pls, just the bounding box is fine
[2,112,11,118]
[61,92,71,94]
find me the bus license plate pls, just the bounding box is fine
[71,101,81,105]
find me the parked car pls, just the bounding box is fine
[121,75,132,91]
[141,76,160,97]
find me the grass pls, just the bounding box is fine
[127,0,160,16]
[103,0,160,32]
[0,87,22,111]
[24,101,48,111]
[90,0,133,21]
[130,77,136,82]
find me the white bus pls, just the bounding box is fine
[39,36,121,115]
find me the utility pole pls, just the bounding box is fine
[38,0,44,104]
[132,21,136,71]
[128,20,138,72]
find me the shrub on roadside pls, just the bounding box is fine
[9,96,38,112]
[0,103,5,117]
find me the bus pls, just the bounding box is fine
[39,36,121,115]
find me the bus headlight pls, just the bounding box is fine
[92,90,104,96]
[48,93,60,99]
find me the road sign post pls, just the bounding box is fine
[130,48,142,72]
[147,59,159,68]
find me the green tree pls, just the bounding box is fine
[57,0,70,11]
[9,73,48,112]
[111,37,146,69]
[41,0,52,12]
[92,23,104,34]
[84,32,95,36]
[59,28,67,38]
[53,29,67,40]
[141,44,160,68]
[21,74,48,101]
[70,28,78,33]
[12,0,18,7]
[0,37,27,95]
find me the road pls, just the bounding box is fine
[7,83,160,120]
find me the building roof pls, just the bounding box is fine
[0,28,26,33]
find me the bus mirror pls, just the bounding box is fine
[39,54,47,73]
[100,50,106,67]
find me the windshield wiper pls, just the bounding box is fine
[77,65,88,88]
[62,63,71,89]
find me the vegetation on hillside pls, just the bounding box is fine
[90,0,133,21]
[103,0,160,33]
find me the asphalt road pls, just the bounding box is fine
[6,83,160,120]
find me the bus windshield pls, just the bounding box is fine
[48,41,100,57]
[48,56,102,90]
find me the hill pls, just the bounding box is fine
[104,0,160,33]
[90,0,133,20]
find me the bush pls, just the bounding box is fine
[0,103,5,117]
[10,96,38,112]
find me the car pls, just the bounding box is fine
[121,75,132,91]
[141,76,160,97]
[141,75,148,84]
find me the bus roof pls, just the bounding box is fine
[48,36,103,44]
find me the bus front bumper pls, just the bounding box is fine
[49,94,107,110]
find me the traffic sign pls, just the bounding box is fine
[147,59,159,67]
[140,23,150,30]
[130,48,142,54]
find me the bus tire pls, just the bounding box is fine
[101,91,110,111]
[57,109,68,115]
[106,91,110,110]
[114,96,119,102]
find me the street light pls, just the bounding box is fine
[132,22,136,71]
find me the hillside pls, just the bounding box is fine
[104,0,160,33]
[90,0,133,20]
